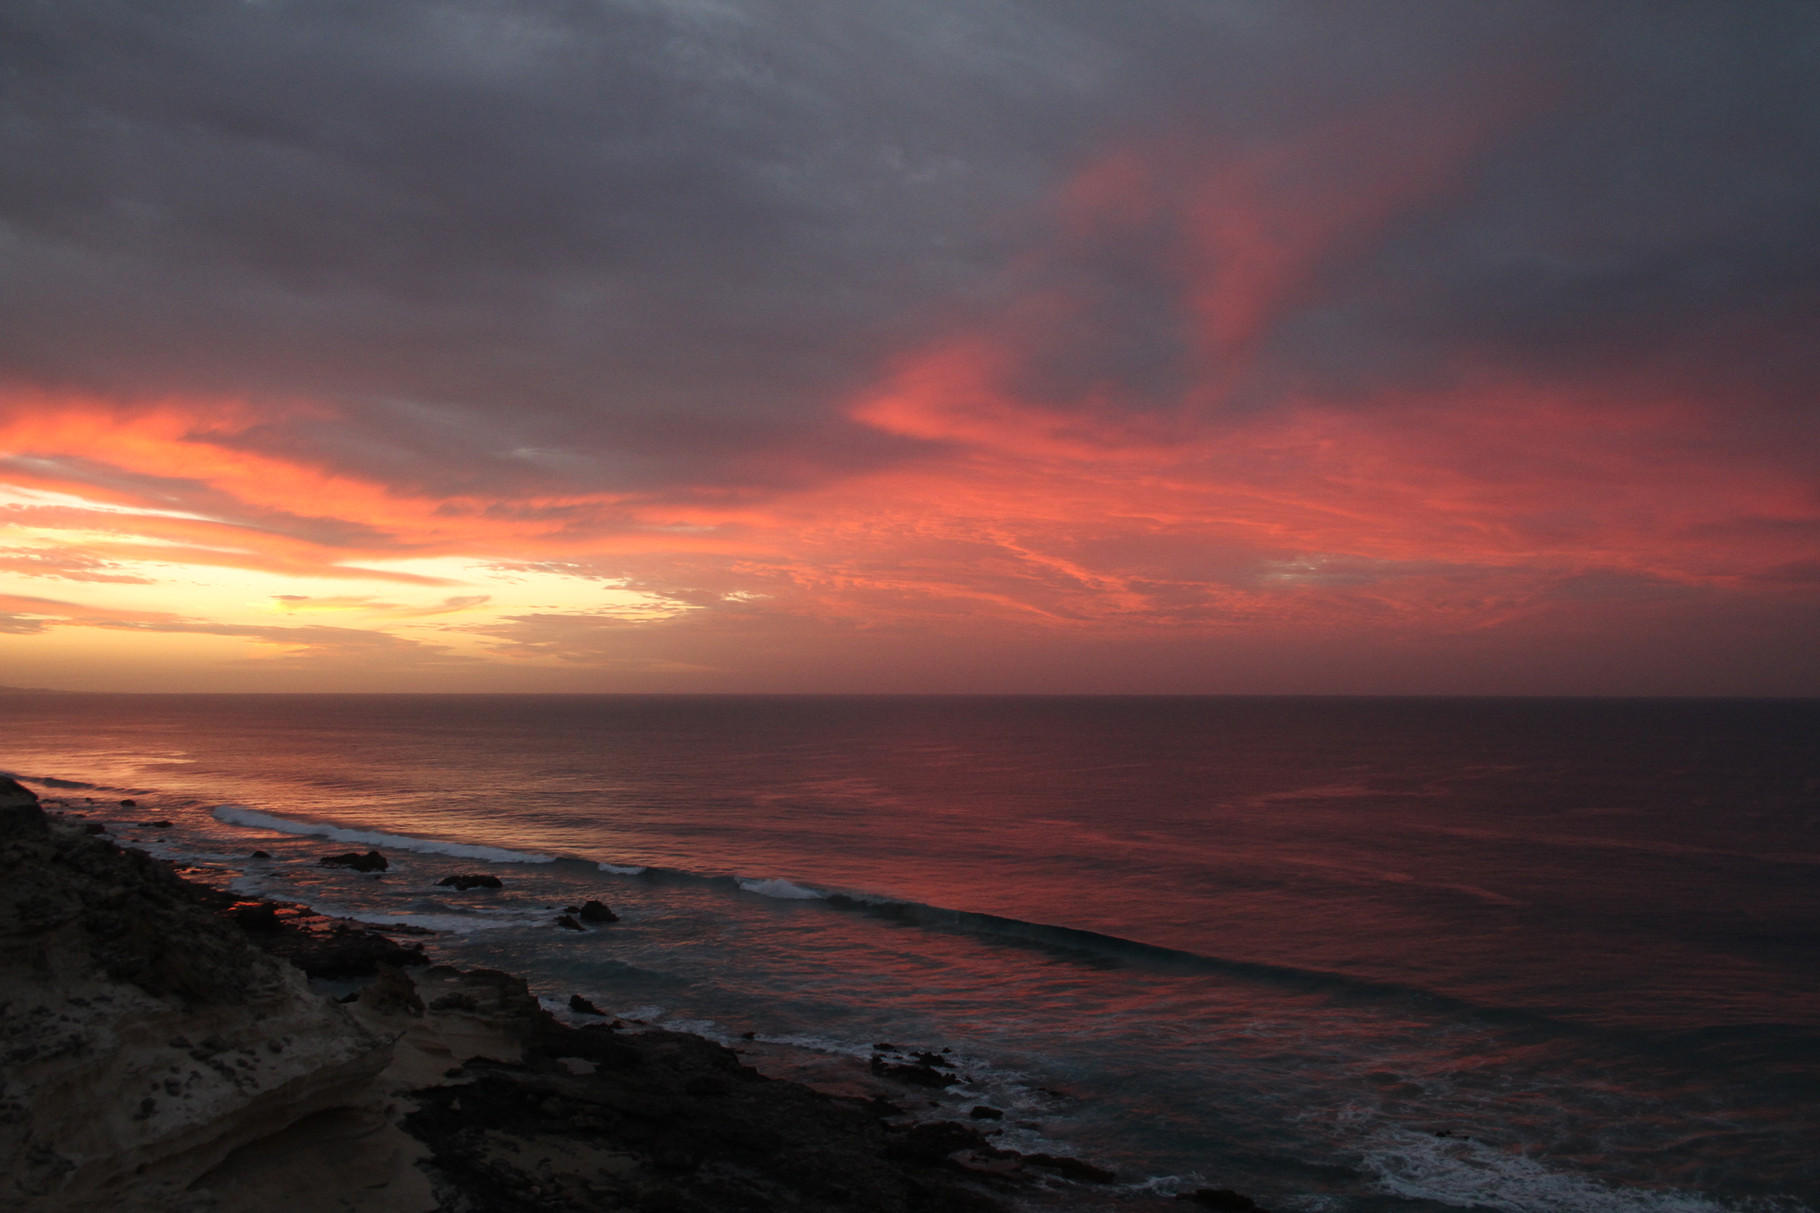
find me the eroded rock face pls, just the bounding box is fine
[0,820,393,1213]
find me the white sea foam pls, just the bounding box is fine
[596,862,648,876]
[210,805,555,864]
[346,912,522,934]
[736,876,825,900]
[1358,1124,1779,1213]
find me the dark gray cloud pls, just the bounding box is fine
[3,0,1817,497]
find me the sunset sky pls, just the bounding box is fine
[2,1,1817,693]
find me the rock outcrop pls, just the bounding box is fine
[0,816,394,1212]
[320,851,389,873]
[1,774,41,809]
[3,804,1261,1212]
[434,874,500,891]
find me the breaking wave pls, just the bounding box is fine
[210,805,556,864]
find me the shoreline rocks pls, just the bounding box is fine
[434,873,501,891]
[2,797,1272,1212]
[320,851,389,873]
[1,811,393,1212]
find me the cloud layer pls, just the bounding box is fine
[2,0,1816,691]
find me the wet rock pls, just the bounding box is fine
[884,1120,993,1165]
[141,820,172,828]
[320,850,388,872]
[118,798,136,808]
[233,902,281,932]
[250,850,270,859]
[869,1053,957,1088]
[0,777,47,833]
[1023,1153,1116,1184]
[578,899,618,923]
[969,1105,1003,1120]
[1177,1189,1262,1211]
[569,994,605,1015]
[555,914,585,931]
[183,888,427,979]
[84,823,107,834]
[404,1021,1035,1213]
[437,872,502,890]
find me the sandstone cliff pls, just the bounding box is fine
[0,796,395,1211]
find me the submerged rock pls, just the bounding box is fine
[1178,1189,1264,1210]
[554,914,584,931]
[869,1053,957,1088]
[436,873,501,890]
[577,898,618,923]
[320,850,388,873]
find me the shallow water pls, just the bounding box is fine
[5,694,1817,1210]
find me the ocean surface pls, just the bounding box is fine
[3,694,1816,1211]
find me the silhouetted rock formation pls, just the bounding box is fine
[320,850,388,872]
[577,898,618,922]
[435,873,501,890]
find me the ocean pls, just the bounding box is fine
[3,693,1816,1211]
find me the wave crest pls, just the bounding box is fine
[210,805,556,864]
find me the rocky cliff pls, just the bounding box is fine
[0,793,395,1211]
[1,781,1256,1212]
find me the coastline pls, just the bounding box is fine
[0,778,1268,1213]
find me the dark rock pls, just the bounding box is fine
[870,1053,956,1088]
[360,963,426,1016]
[393,981,1136,1213]
[436,873,502,890]
[250,850,270,859]
[0,778,47,835]
[885,1120,992,1165]
[181,887,427,979]
[83,823,107,834]
[119,799,136,808]
[569,994,605,1015]
[430,992,480,1012]
[319,850,388,872]
[142,820,172,829]
[555,914,584,931]
[969,1105,1003,1120]
[578,899,618,923]
[0,823,273,1003]
[1023,1153,1116,1184]
[233,903,281,932]
[1177,1190,1261,1211]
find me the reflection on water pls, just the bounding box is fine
[4,694,1817,1211]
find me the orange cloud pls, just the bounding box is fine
[2,103,1816,692]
